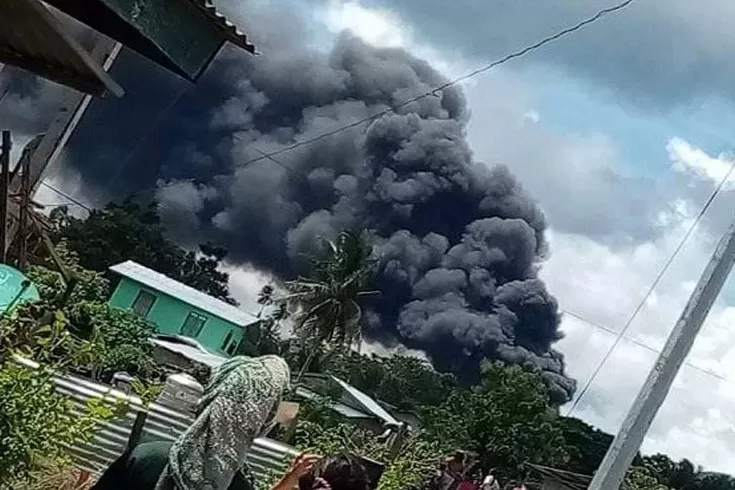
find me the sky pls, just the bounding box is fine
[14,0,735,474]
[222,0,735,471]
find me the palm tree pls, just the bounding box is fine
[281,230,377,380]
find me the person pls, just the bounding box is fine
[296,454,372,490]
[423,451,466,490]
[91,355,291,490]
[479,473,500,490]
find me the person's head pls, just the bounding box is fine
[165,355,291,490]
[299,454,371,490]
[446,452,466,475]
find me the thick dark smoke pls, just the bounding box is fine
[2,5,576,402]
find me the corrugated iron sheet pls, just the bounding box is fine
[189,0,256,53]
[46,368,297,481]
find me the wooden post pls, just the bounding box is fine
[17,146,30,269]
[0,131,10,263]
[126,411,148,451]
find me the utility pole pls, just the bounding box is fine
[0,131,9,264]
[588,217,735,490]
[17,146,30,270]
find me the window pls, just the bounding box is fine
[131,290,156,317]
[222,331,233,351]
[181,312,207,338]
[222,331,239,356]
[226,340,239,356]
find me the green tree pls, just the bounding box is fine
[0,308,121,485]
[559,417,613,475]
[326,352,457,411]
[67,301,156,381]
[25,245,157,382]
[50,201,235,304]
[422,362,568,481]
[27,241,110,308]
[237,285,287,357]
[625,467,674,490]
[282,231,376,378]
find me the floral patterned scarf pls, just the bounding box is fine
[155,355,291,490]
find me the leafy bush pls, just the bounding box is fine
[0,304,124,486]
[422,362,568,482]
[3,458,95,490]
[67,301,156,381]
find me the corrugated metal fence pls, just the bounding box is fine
[46,367,297,482]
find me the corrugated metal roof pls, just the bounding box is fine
[110,260,257,327]
[0,0,123,96]
[109,260,257,326]
[296,386,374,420]
[330,376,401,427]
[15,356,296,480]
[151,337,228,368]
[189,0,256,53]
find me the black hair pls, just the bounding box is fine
[299,454,371,490]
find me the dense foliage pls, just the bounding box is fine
[0,306,121,486]
[422,362,568,482]
[27,245,156,382]
[50,201,234,304]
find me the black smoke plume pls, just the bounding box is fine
[2,5,576,402]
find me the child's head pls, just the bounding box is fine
[299,454,371,490]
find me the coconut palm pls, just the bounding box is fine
[282,230,377,379]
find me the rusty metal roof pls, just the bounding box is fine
[0,0,123,97]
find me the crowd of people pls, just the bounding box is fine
[421,452,528,490]
[90,354,528,490]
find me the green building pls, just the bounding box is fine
[108,260,256,356]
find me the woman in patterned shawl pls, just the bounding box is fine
[91,355,291,490]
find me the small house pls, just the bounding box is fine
[108,260,257,356]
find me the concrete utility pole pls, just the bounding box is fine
[588,217,735,490]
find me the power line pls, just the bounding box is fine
[233,0,639,170]
[562,308,735,388]
[566,158,735,415]
[38,181,93,212]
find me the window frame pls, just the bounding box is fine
[222,330,239,356]
[180,311,208,338]
[131,289,156,318]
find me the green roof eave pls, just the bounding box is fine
[45,0,256,82]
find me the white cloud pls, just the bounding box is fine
[316,0,467,79]
[322,0,407,48]
[225,265,274,317]
[668,137,735,189]
[544,207,735,472]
